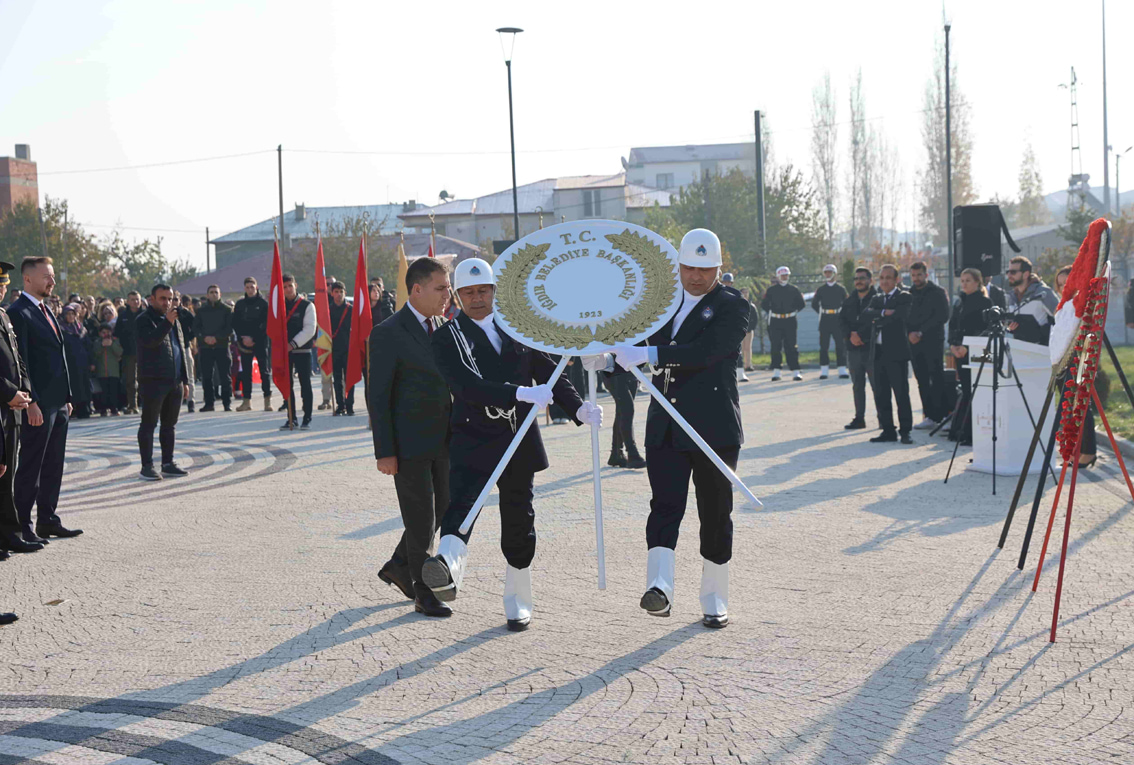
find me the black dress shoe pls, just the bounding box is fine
[870,431,898,443]
[421,555,457,602]
[507,617,531,632]
[345,409,355,416]
[844,419,866,430]
[639,587,671,617]
[413,584,452,617]
[900,433,913,445]
[625,454,647,469]
[378,560,415,600]
[22,532,48,545]
[0,549,7,560]
[702,613,729,629]
[607,451,626,467]
[199,404,215,412]
[140,465,162,481]
[2,533,43,553]
[37,524,82,539]
[0,613,17,625]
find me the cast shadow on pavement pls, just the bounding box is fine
[373,622,707,764]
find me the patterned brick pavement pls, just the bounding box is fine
[1,377,1132,764]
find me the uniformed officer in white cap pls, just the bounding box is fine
[761,266,805,380]
[422,257,602,631]
[586,228,749,628]
[811,264,849,379]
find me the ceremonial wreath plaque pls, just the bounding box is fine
[492,220,682,355]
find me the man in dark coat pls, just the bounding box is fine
[368,258,454,617]
[761,266,805,381]
[114,291,144,414]
[192,285,233,412]
[0,262,39,555]
[327,281,355,416]
[421,258,595,631]
[233,277,271,411]
[135,284,192,480]
[8,257,81,543]
[906,261,951,429]
[811,264,849,379]
[839,268,877,430]
[862,264,915,444]
[603,228,748,629]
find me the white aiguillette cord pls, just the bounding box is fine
[447,321,517,433]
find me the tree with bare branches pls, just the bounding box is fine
[810,73,839,244]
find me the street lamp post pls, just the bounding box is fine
[497,27,523,243]
[1117,146,1132,216]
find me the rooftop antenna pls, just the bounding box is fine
[1060,67,1087,197]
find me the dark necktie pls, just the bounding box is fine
[425,319,433,336]
[41,303,61,341]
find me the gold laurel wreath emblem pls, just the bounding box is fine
[495,230,679,350]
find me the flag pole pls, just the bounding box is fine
[588,368,606,590]
[276,222,294,432]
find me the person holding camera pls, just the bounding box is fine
[136,284,192,480]
[948,268,993,445]
[1005,256,1058,345]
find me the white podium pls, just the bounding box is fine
[962,336,1057,476]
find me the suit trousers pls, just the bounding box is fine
[604,372,640,456]
[439,460,536,570]
[769,318,799,370]
[846,346,874,420]
[239,342,271,398]
[391,455,450,583]
[910,341,946,422]
[873,356,913,435]
[138,381,182,467]
[288,352,313,419]
[199,346,232,406]
[0,411,20,535]
[121,354,137,409]
[15,404,68,534]
[818,316,847,367]
[645,430,738,565]
[332,355,355,412]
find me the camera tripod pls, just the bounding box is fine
[943,322,1056,494]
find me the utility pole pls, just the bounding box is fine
[277,145,286,258]
[205,226,211,273]
[754,110,767,274]
[61,209,68,298]
[945,22,955,298]
[1102,0,1110,213]
[37,207,49,259]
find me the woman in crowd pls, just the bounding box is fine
[60,304,93,419]
[948,268,993,445]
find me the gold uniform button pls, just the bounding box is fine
[670,397,677,404]
[670,340,677,345]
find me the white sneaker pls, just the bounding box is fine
[838,366,850,379]
[819,365,830,379]
[736,367,749,382]
[913,417,938,430]
[793,371,803,381]
[770,369,782,381]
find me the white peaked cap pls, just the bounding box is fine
[823,263,837,273]
[678,228,723,268]
[453,258,495,290]
[776,266,791,276]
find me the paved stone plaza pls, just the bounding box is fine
[1,376,1132,764]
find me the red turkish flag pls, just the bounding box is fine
[267,240,291,401]
[313,237,334,376]
[346,234,373,391]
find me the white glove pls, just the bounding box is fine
[577,401,603,426]
[612,345,650,371]
[515,384,554,409]
[581,354,611,372]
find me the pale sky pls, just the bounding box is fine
[1,0,1129,272]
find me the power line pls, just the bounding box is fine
[38,149,275,176]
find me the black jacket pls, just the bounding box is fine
[906,281,950,346]
[232,293,269,342]
[862,288,912,362]
[949,290,993,348]
[839,287,877,342]
[368,305,451,461]
[811,282,848,317]
[988,282,1007,310]
[7,295,71,409]
[114,305,144,355]
[328,300,352,355]
[761,282,805,316]
[136,305,191,385]
[193,300,233,347]
[0,308,31,451]
[645,283,748,450]
[432,312,582,474]
[372,291,396,327]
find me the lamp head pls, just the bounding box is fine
[496,27,523,62]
